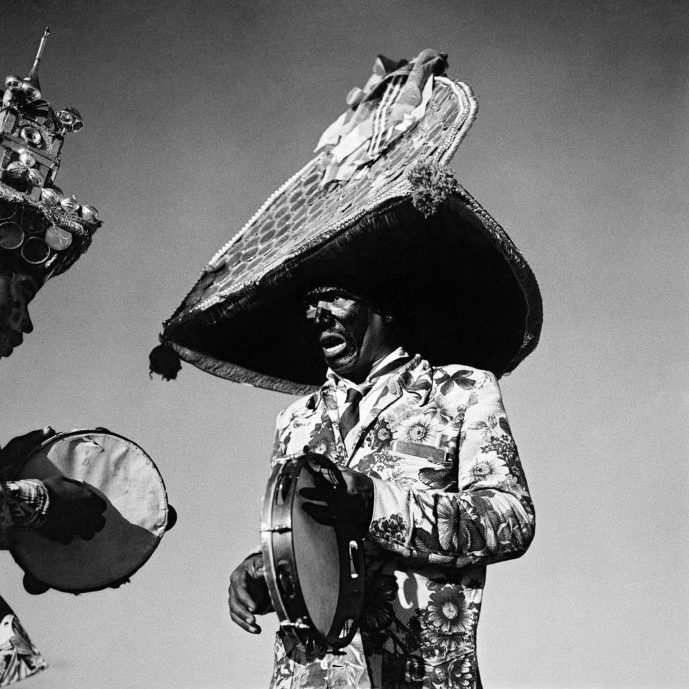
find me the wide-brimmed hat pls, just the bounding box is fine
[152,50,542,394]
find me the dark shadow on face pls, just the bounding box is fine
[0,264,40,359]
[304,289,400,384]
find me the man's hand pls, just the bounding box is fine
[228,553,272,634]
[36,476,107,544]
[0,427,56,474]
[300,459,374,538]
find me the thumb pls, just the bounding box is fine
[2,426,55,458]
[27,427,56,445]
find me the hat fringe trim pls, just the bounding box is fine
[167,341,317,395]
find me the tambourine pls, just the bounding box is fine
[260,451,365,652]
[10,429,174,594]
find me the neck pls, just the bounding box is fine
[344,345,405,385]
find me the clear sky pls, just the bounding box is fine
[0,1,687,688]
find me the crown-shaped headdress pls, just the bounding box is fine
[0,28,100,279]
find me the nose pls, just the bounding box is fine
[21,310,33,334]
[313,305,333,328]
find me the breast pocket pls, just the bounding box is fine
[390,440,457,491]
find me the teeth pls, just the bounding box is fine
[324,341,347,356]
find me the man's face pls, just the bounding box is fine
[0,268,39,358]
[304,289,395,383]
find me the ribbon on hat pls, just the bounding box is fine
[315,49,448,185]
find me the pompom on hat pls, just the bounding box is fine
[0,29,101,283]
[153,49,542,394]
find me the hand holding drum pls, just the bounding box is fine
[6,428,174,595]
[1,426,107,545]
[228,552,273,634]
[228,451,367,653]
[37,475,107,544]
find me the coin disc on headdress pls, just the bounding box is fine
[0,222,24,250]
[154,50,542,393]
[21,236,50,264]
[45,225,72,251]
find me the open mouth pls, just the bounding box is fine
[319,332,348,358]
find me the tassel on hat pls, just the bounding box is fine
[408,161,459,218]
[149,341,182,381]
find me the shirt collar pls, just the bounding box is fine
[325,347,411,392]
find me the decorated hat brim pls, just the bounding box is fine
[0,180,100,278]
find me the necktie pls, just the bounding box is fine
[339,387,363,441]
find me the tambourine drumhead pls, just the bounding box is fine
[290,466,340,634]
[11,430,168,593]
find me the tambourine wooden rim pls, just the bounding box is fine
[10,429,172,594]
[260,452,365,651]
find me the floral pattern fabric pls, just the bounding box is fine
[0,603,46,686]
[0,469,49,683]
[270,355,534,689]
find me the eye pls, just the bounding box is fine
[332,296,356,310]
[13,277,38,302]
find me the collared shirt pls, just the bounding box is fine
[325,347,412,455]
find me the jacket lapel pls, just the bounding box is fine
[348,355,433,460]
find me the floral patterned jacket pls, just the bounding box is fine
[0,455,47,685]
[269,355,534,689]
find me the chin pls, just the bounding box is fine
[0,334,20,359]
[331,359,367,382]
[325,351,359,376]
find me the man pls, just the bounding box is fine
[0,245,107,688]
[0,256,107,548]
[0,250,107,686]
[0,31,106,683]
[227,286,534,687]
[153,50,542,688]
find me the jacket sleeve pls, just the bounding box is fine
[0,480,51,549]
[366,372,535,568]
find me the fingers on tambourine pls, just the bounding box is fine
[2,426,55,461]
[89,491,107,515]
[301,501,334,525]
[299,486,333,502]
